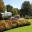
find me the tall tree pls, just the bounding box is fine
[6,5,13,12]
[20,1,31,17]
[14,8,20,14]
[0,0,6,12]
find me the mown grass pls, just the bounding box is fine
[4,19,32,32]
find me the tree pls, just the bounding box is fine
[14,8,20,15]
[12,9,18,16]
[6,5,18,16]
[6,5,13,12]
[30,4,32,16]
[20,1,31,17]
[0,0,6,12]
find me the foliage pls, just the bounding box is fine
[0,0,6,12]
[6,5,13,12]
[20,1,32,17]
[0,13,3,20]
[12,9,18,16]
[4,19,32,32]
[0,20,31,32]
[6,5,18,16]
[14,8,20,14]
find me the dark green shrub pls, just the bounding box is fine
[0,13,3,20]
[4,16,8,20]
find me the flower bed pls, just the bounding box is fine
[0,20,31,32]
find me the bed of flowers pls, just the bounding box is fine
[0,20,31,32]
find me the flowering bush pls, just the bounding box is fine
[0,20,31,32]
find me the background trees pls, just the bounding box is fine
[20,1,32,17]
[6,5,13,12]
[14,8,20,14]
[12,8,18,16]
[6,5,18,16]
[0,0,32,17]
[6,1,32,17]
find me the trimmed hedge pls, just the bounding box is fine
[0,20,31,32]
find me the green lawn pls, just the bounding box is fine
[5,19,32,32]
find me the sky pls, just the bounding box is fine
[3,0,32,9]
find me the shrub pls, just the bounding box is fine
[25,20,31,25]
[24,17,29,19]
[3,16,8,20]
[23,20,31,26]
[16,20,31,27]
[17,21,22,27]
[5,23,10,30]
[16,20,24,27]
[0,13,3,20]
[12,23,17,29]
[0,20,31,32]
[0,26,4,32]
[5,20,12,29]
[12,21,18,29]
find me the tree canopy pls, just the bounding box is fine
[0,0,6,12]
[20,1,32,17]
[6,5,18,16]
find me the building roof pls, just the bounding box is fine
[4,12,12,16]
[1,10,12,16]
